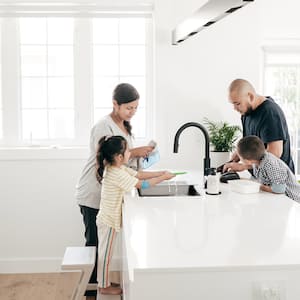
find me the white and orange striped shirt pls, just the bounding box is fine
[96,165,138,231]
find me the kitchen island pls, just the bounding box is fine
[122,179,300,300]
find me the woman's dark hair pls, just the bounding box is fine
[113,83,139,136]
[237,135,266,161]
[96,135,127,183]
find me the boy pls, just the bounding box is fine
[236,135,300,202]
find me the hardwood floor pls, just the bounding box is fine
[85,295,121,300]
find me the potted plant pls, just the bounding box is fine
[204,118,241,168]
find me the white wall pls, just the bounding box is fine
[0,158,86,271]
[1,0,300,271]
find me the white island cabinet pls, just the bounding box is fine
[122,183,300,300]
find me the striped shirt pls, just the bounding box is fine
[253,152,300,202]
[96,165,138,231]
[75,115,136,209]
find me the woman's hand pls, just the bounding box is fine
[130,146,154,158]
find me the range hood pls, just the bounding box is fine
[172,0,254,45]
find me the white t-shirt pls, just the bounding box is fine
[75,115,136,209]
[96,165,138,231]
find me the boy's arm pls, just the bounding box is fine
[260,183,286,194]
[260,184,272,193]
[223,162,252,173]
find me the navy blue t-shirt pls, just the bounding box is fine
[241,97,295,173]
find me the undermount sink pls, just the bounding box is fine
[138,181,200,197]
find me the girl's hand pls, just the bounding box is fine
[162,171,176,180]
[131,146,154,158]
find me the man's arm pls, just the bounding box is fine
[266,140,283,158]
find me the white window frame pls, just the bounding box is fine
[262,42,300,176]
[0,4,154,159]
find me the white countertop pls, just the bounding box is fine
[123,177,300,279]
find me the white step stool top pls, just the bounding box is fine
[62,246,96,269]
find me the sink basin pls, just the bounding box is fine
[138,181,200,197]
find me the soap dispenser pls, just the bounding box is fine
[206,168,221,195]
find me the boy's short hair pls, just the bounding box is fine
[237,135,266,161]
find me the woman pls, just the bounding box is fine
[75,83,153,295]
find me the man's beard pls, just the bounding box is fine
[244,105,253,115]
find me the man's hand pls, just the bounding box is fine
[230,151,240,163]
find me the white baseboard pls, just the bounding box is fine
[0,257,62,273]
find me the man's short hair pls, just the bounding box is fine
[229,79,255,95]
[237,135,265,161]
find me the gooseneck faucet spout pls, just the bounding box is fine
[173,122,211,176]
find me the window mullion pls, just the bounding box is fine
[1,18,21,145]
[74,18,92,145]
[145,17,154,141]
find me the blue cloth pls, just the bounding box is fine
[142,151,160,169]
[141,180,150,189]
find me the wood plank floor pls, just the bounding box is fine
[0,272,81,300]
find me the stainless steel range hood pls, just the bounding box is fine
[172,0,254,45]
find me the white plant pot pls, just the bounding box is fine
[210,151,231,169]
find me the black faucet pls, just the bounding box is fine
[173,122,211,176]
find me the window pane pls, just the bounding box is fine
[92,17,150,140]
[47,18,73,45]
[93,18,119,44]
[48,46,73,76]
[119,18,145,44]
[49,109,74,139]
[131,108,146,138]
[94,45,119,76]
[94,108,111,124]
[0,112,2,139]
[20,18,47,44]
[22,109,48,139]
[94,77,119,108]
[120,45,145,75]
[22,78,47,108]
[265,52,300,65]
[21,46,47,76]
[264,60,300,176]
[120,76,146,107]
[298,150,300,175]
[48,78,74,108]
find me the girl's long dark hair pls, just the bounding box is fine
[113,83,139,136]
[96,135,127,183]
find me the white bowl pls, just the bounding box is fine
[228,179,260,194]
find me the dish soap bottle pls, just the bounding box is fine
[206,168,221,195]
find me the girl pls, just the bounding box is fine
[75,83,154,291]
[96,135,174,295]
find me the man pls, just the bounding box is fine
[224,78,295,173]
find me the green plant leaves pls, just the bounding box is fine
[204,118,241,152]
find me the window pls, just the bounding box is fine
[263,48,300,175]
[93,18,147,138]
[0,19,2,139]
[0,8,153,147]
[20,18,74,141]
